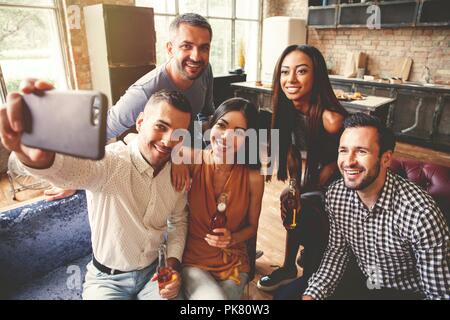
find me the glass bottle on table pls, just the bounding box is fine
[283,178,299,230]
[210,193,228,236]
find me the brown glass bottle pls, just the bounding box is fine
[157,243,173,290]
[209,193,228,236]
[283,179,298,230]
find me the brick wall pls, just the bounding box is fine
[63,0,134,90]
[308,27,450,85]
[264,0,450,85]
[263,0,308,19]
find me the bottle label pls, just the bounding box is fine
[217,203,226,212]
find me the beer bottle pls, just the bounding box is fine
[210,193,228,236]
[283,178,298,230]
[157,243,173,290]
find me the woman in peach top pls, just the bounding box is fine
[173,97,264,299]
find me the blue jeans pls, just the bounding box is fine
[82,260,183,300]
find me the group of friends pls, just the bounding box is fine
[0,13,448,300]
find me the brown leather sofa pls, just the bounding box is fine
[389,157,449,225]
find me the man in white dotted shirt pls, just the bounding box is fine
[303,113,449,300]
[0,87,192,300]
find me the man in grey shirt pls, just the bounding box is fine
[44,13,215,200]
[107,13,215,140]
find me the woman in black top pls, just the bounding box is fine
[257,45,348,298]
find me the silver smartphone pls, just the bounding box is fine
[21,90,107,160]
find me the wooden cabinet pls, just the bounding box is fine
[308,5,338,28]
[417,0,450,26]
[230,81,392,130]
[329,77,450,151]
[391,89,438,142]
[84,4,156,105]
[392,89,450,151]
[378,0,418,28]
[338,2,372,28]
[331,81,352,93]
[353,83,394,97]
[435,96,450,148]
[230,83,273,113]
[213,74,247,107]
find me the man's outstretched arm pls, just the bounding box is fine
[0,82,108,192]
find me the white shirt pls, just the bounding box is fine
[18,139,188,271]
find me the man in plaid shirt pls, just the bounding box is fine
[303,113,449,300]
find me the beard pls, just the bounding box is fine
[343,160,381,191]
[175,58,206,80]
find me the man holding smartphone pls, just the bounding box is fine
[0,89,191,300]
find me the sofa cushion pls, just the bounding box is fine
[390,157,449,223]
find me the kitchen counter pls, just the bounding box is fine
[231,81,395,111]
[338,96,395,113]
[230,81,273,93]
[329,75,450,93]
[231,78,450,94]
[230,81,393,123]
[230,80,450,152]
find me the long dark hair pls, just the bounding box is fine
[210,97,261,170]
[271,45,347,187]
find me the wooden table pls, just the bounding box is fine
[338,95,396,123]
[339,95,395,114]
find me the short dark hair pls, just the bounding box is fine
[343,113,396,156]
[169,13,212,41]
[147,89,192,117]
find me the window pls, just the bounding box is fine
[136,0,262,81]
[0,0,70,103]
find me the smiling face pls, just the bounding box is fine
[210,111,248,164]
[167,23,211,81]
[136,101,191,170]
[280,50,314,104]
[338,126,391,191]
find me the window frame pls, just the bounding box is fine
[0,0,73,103]
[0,64,6,103]
[137,0,263,78]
